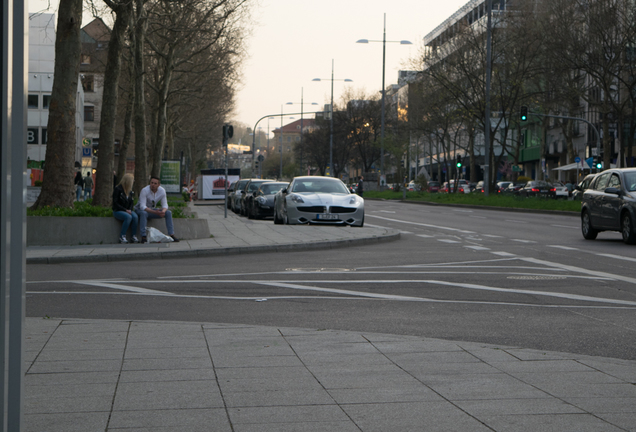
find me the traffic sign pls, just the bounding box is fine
[82,147,92,157]
[82,137,91,147]
[574,156,581,163]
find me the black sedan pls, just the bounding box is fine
[519,181,556,198]
[247,182,287,219]
[581,168,636,244]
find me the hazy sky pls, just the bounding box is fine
[28,0,470,137]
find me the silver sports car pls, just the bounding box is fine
[273,176,364,227]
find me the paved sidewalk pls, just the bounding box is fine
[24,318,636,432]
[26,201,400,264]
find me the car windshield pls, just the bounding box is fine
[624,172,636,191]
[429,181,439,186]
[261,183,286,194]
[292,179,349,194]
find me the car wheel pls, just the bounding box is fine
[282,205,289,225]
[581,211,598,240]
[621,212,636,244]
[354,215,364,228]
[248,205,254,219]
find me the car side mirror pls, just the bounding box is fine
[605,187,620,195]
[282,188,287,194]
[574,185,581,191]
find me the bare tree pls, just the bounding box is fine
[92,0,133,206]
[32,0,83,209]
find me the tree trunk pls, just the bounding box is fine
[93,0,131,207]
[31,0,83,209]
[150,49,174,178]
[116,84,134,182]
[133,0,148,196]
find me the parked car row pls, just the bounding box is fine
[228,176,365,227]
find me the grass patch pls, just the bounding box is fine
[28,199,192,218]
[365,191,581,212]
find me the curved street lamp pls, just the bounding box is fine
[313,59,353,177]
[357,13,412,187]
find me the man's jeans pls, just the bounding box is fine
[135,209,174,237]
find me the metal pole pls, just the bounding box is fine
[300,88,304,177]
[280,105,283,180]
[380,13,386,187]
[330,59,334,177]
[484,0,493,196]
[2,0,27,429]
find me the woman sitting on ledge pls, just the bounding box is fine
[112,173,139,244]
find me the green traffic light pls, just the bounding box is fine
[456,162,462,168]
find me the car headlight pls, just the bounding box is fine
[349,195,360,205]
[256,196,267,204]
[290,194,304,203]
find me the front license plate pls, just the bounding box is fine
[317,214,338,220]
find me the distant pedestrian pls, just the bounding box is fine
[112,173,139,244]
[74,171,84,201]
[135,176,179,243]
[83,172,94,201]
[357,176,364,197]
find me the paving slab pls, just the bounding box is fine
[21,318,636,431]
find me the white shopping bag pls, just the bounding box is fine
[146,226,174,243]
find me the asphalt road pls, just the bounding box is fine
[27,200,636,360]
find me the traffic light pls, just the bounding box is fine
[401,160,405,168]
[520,106,528,122]
[456,155,462,168]
[222,124,234,143]
[595,158,603,170]
[255,160,260,170]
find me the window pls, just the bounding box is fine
[28,94,38,109]
[608,174,621,189]
[43,95,52,109]
[81,55,91,65]
[594,172,610,191]
[42,128,47,144]
[82,75,94,92]
[84,105,95,121]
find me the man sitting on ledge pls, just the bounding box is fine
[135,176,179,243]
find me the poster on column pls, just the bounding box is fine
[160,160,181,193]
[199,175,240,199]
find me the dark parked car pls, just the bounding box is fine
[581,168,636,244]
[240,179,274,216]
[230,179,251,213]
[226,182,236,209]
[519,181,556,198]
[504,182,526,195]
[248,182,288,219]
[572,173,597,201]
[427,181,440,193]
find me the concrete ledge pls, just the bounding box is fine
[26,230,400,264]
[27,216,210,246]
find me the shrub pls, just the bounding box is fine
[34,180,43,187]
[517,175,532,183]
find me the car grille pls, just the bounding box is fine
[329,206,356,214]
[297,206,326,213]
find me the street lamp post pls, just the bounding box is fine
[287,88,318,176]
[357,13,412,188]
[312,60,352,177]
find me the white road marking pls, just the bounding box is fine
[511,239,536,243]
[453,209,473,213]
[471,216,487,219]
[506,220,528,224]
[548,245,580,251]
[71,281,171,295]
[551,225,578,229]
[594,253,636,263]
[465,246,490,251]
[31,278,636,307]
[491,252,516,257]
[399,231,414,234]
[483,234,503,238]
[366,214,475,234]
[438,239,461,243]
[416,234,434,238]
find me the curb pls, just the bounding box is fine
[27,230,401,265]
